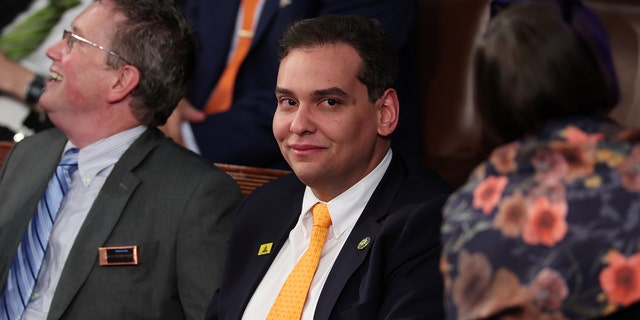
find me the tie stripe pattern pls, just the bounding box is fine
[204,0,259,115]
[0,148,78,320]
[267,203,332,320]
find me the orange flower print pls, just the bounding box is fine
[472,268,536,319]
[522,196,568,247]
[549,141,596,182]
[473,176,508,215]
[563,125,603,143]
[494,191,528,238]
[530,268,569,311]
[452,250,492,318]
[599,250,640,307]
[617,146,640,192]
[490,142,519,174]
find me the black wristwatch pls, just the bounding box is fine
[25,74,46,105]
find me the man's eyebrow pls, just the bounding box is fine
[314,87,348,98]
[275,87,348,97]
[275,87,292,95]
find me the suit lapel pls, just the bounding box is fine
[252,0,279,47]
[47,129,161,320]
[0,130,66,288]
[314,155,408,319]
[229,178,304,319]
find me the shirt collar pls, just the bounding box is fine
[301,149,393,238]
[64,126,147,185]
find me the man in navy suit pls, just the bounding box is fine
[205,15,452,320]
[161,0,423,170]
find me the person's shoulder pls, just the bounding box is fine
[244,171,301,200]
[154,136,218,167]
[19,127,65,144]
[9,128,65,155]
[393,151,455,199]
[231,172,302,225]
[375,152,452,227]
[145,136,237,184]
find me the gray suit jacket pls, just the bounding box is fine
[0,127,242,319]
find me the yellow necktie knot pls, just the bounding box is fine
[312,203,331,228]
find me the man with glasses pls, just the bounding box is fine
[0,0,93,142]
[0,0,242,319]
[61,30,135,65]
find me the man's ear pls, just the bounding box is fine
[377,88,399,137]
[106,65,140,103]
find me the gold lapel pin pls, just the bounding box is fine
[258,242,273,256]
[357,237,372,250]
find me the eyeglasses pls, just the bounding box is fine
[62,29,133,65]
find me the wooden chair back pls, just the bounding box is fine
[0,141,12,168]
[214,163,290,196]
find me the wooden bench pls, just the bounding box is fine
[0,141,12,168]
[0,140,289,196]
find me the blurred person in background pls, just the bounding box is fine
[441,0,640,319]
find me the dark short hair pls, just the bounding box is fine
[475,0,619,141]
[279,14,398,103]
[100,0,196,127]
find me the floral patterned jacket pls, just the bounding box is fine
[441,116,640,319]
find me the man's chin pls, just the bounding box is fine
[291,164,325,184]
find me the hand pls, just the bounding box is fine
[160,97,206,146]
[0,51,36,101]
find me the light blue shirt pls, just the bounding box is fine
[22,125,146,319]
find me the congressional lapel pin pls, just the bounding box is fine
[258,242,273,256]
[98,246,139,266]
[357,237,372,250]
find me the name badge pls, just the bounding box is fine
[99,246,139,266]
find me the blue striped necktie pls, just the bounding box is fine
[0,148,79,320]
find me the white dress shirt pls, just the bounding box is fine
[22,126,146,319]
[242,149,393,320]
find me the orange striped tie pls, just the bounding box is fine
[203,0,259,115]
[267,203,332,320]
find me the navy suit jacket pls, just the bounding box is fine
[206,152,452,319]
[183,0,422,169]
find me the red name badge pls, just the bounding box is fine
[98,246,139,266]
